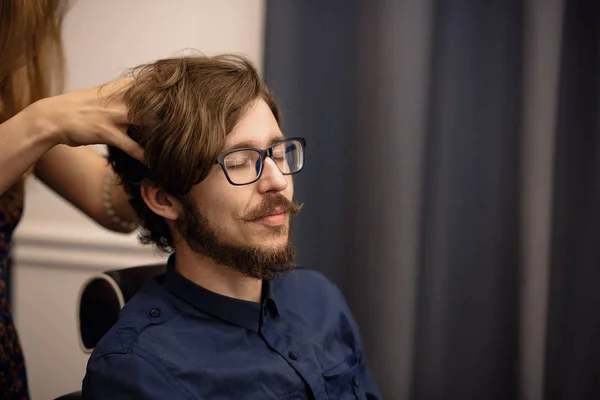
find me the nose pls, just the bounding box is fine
[257,157,288,193]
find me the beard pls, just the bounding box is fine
[175,194,303,280]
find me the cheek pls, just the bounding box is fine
[199,193,237,224]
[192,170,241,217]
[195,185,251,226]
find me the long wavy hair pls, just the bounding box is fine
[0,0,68,123]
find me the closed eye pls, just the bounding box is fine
[225,158,252,169]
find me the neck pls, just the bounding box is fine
[173,245,263,303]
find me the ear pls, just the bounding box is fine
[140,180,182,221]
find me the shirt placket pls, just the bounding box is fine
[259,305,329,400]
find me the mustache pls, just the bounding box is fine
[242,194,303,222]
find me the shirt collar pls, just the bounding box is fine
[164,254,278,332]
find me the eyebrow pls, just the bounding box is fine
[222,134,286,152]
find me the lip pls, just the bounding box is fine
[256,207,287,226]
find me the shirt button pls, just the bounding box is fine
[289,351,298,361]
[352,377,359,387]
[149,308,161,317]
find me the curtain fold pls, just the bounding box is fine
[545,0,600,398]
[411,1,523,398]
[518,1,564,399]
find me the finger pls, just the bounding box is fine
[110,129,145,163]
[122,140,145,163]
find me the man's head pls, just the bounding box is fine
[108,54,304,280]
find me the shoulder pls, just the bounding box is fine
[83,349,192,400]
[84,280,193,399]
[88,277,176,362]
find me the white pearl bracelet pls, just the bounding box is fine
[103,171,138,231]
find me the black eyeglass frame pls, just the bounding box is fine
[211,137,307,186]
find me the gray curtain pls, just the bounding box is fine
[263,0,599,399]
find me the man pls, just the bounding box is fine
[83,54,381,399]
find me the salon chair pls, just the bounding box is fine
[54,263,167,400]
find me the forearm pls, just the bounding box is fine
[35,145,138,233]
[0,105,57,195]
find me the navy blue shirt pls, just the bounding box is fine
[83,256,381,399]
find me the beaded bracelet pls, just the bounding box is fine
[103,171,138,231]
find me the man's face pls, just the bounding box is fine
[174,98,303,279]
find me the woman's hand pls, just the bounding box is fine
[31,78,144,162]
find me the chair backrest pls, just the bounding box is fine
[77,263,167,352]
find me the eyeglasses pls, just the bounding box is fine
[214,137,306,186]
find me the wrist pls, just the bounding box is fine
[24,98,62,149]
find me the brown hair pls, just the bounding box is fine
[107,54,282,252]
[0,0,68,123]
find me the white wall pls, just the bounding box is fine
[12,1,266,398]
